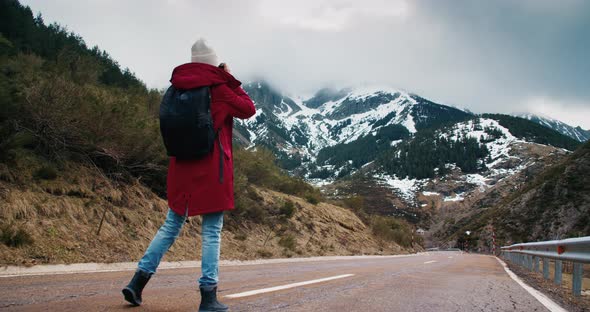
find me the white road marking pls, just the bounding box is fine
[448,256,453,259]
[225,274,355,298]
[495,257,567,312]
[423,260,437,264]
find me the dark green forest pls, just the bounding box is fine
[313,124,410,177]
[1,0,166,193]
[0,0,144,89]
[377,129,489,179]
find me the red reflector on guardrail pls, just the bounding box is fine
[557,245,565,254]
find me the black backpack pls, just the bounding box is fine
[159,85,225,183]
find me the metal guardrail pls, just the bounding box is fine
[501,236,589,297]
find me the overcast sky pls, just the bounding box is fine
[21,0,590,128]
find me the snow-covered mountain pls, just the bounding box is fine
[235,81,580,226]
[517,113,590,142]
[238,81,471,172]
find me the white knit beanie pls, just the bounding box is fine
[191,38,219,66]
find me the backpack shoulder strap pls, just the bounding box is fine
[217,129,223,184]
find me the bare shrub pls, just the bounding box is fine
[371,215,414,248]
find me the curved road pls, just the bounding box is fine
[0,252,552,311]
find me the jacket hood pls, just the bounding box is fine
[170,62,241,90]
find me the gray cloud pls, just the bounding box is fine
[20,0,590,128]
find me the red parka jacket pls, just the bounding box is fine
[166,63,256,216]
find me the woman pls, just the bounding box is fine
[122,38,256,312]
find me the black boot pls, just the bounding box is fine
[199,285,229,312]
[122,269,152,306]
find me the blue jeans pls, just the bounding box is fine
[137,208,224,286]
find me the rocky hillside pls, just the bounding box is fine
[433,140,590,249]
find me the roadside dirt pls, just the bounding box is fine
[507,261,590,312]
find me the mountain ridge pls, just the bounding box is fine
[239,80,579,180]
[516,113,590,142]
[240,81,477,172]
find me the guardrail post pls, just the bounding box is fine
[527,255,533,270]
[533,256,540,272]
[542,258,550,279]
[554,260,562,285]
[572,263,583,297]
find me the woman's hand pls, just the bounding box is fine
[219,63,231,74]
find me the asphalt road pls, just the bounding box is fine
[0,252,551,311]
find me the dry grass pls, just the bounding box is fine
[0,163,413,266]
